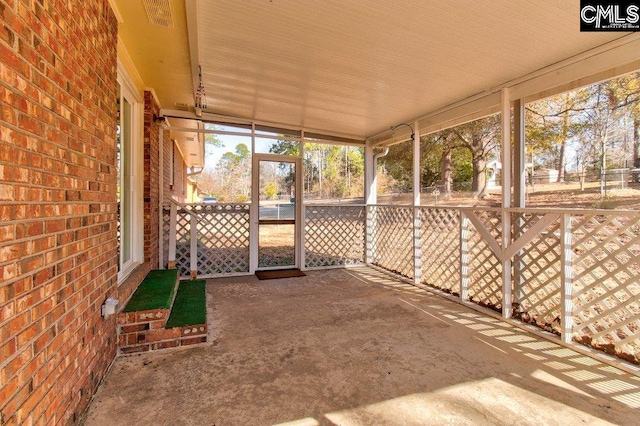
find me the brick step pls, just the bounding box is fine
[117,270,207,354]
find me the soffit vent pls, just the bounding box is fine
[143,0,174,28]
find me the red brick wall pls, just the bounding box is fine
[0,1,119,424]
[143,92,160,267]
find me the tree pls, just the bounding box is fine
[270,140,365,199]
[198,142,251,202]
[526,90,590,181]
[525,71,640,194]
[452,115,500,198]
[380,140,413,193]
[204,132,223,149]
[380,118,497,199]
[606,71,640,166]
[264,182,278,200]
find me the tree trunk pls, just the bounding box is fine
[441,149,452,195]
[600,139,607,195]
[472,155,488,198]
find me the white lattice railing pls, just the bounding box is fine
[161,199,639,363]
[366,204,640,364]
[571,212,640,360]
[367,205,414,279]
[163,201,250,278]
[304,204,365,268]
[163,201,366,276]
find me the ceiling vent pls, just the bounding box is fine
[174,102,190,111]
[143,0,174,28]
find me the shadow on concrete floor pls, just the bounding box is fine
[83,267,640,425]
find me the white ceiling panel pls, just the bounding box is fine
[195,0,624,137]
[116,0,635,143]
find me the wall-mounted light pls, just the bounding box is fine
[390,123,415,141]
[101,298,119,317]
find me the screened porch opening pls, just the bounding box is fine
[160,69,640,368]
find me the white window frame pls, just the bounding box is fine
[117,60,143,282]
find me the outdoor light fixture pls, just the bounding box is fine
[195,65,207,110]
[390,123,415,141]
[101,298,119,317]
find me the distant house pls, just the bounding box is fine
[531,168,559,184]
[487,160,501,189]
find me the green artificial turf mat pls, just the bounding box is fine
[123,269,178,312]
[166,280,207,328]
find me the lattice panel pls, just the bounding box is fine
[174,209,193,277]
[466,212,502,311]
[305,205,365,268]
[162,206,171,268]
[571,213,640,358]
[368,206,414,279]
[165,204,250,277]
[472,209,503,247]
[419,208,460,293]
[512,212,561,329]
[195,204,250,275]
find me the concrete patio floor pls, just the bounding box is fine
[82,267,640,425]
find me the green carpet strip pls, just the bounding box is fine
[123,269,178,312]
[165,280,207,328]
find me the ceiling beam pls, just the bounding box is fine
[160,108,365,144]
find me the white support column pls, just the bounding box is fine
[299,137,306,270]
[190,211,197,279]
[460,212,470,302]
[560,214,574,344]
[168,202,177,269]
[501,87,513,319]
[249,123,258,273]
[513,98,526,311]
[413,123,421,207]
[513,99,526,208]
[364,144,375,265]
[158,125,165,269]
[365,144,376,205]
[413,123,421,285]
[365,206,373,265]
[364,144,388,266]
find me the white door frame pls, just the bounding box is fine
[250,153,303,272]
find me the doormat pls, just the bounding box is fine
[255,269,306,280]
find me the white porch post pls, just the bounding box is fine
[513,98,526,311]
[560,214,574,343]
[249,123,258,273]
[158,125,165,269]
[501,88,513,319]
[364,143,375,265]
[190,212,197,279]
[365,143,376,205]
[513,99,526,208]
[460,212,470,301]
[299,136,306,270]
[413,123,422,285]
